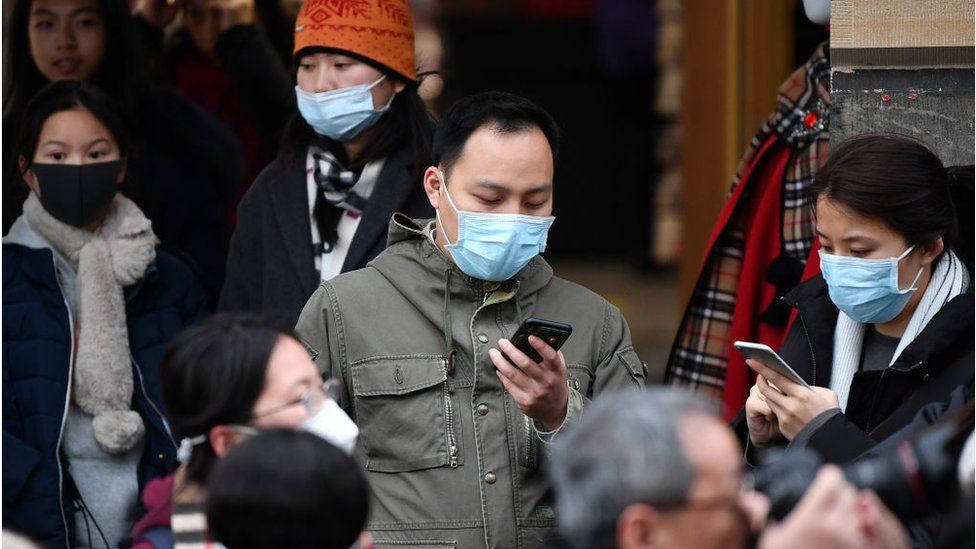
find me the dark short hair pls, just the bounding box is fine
[160,314,296,485]
[15,80,130,175]
[810,134,973,266]
[432,91,560,176]
[206,430,369,549]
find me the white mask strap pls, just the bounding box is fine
[436,170,461,247]
[904,266,924,292]
[366,74,388,90]
[896,245,916,261]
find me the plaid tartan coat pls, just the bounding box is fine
[665,43,831,419]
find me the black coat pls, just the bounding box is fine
[124,86,241,309]
[135,18,293,157]
[734,275,974,464]
[219,145,434,326]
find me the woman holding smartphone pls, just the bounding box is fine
[742,134,973,464]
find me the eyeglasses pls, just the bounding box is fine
[658,472,754,514]
[251,379,341,419]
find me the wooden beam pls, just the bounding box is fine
[680,1,796,298]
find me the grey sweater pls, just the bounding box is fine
[55,255,143,548]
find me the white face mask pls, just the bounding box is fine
[300,398,359,455]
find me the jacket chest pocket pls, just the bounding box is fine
[350,355,463,473]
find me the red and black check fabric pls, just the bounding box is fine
[665,43,831,409]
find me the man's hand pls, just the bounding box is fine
[489,336,569,431]
[759,466,869,549]
[759,467,910,549]
[857,491,911,549]
[133,0,182,28]
[747,359,839,440]
[746,377,782,448]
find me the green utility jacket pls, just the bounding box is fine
[296,215,646,548]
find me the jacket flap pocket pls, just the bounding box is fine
[351,355,447,397]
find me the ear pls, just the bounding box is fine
[617,503,659,549]
[423,166,442,211]
[19,155,40,196]
[117,157,127,185]
[919,237,944,267]
[393,79,406,94]
[209,425,244,458]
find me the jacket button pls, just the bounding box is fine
[478,334,489,344]
[922,373,931,382]
[477,403,489,416]
[484,472,496,484]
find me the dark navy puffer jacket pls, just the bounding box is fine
[2,219,207,548]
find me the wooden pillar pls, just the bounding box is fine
[680,1,796,297]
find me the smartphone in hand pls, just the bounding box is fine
[733,341,811,389]
[506,318,573,363]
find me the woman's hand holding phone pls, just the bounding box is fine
[746,376,782,448]
[747,359,840,440]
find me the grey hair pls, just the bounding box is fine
[548,388,719,549]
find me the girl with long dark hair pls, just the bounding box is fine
[219,0,435,325]
[3,80,207,548]
[4,0,244,307]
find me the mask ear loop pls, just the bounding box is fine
[903,266,925,292]
[897,245,924,292]
[436,170,461,247]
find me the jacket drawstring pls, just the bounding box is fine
[443,269,456,372]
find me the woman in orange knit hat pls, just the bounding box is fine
[220,0,435,325]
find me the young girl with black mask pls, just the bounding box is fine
[4,0,244,307]
[3,80,207,548]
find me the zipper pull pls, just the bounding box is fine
[447,378,456,394]
[449,444,459,468]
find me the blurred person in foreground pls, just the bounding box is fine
[129,314,359,548]
[548,388,910,549]
[205,430,370,549]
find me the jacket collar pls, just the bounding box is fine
[368,212,554,323]
[268,157,319,297]
[784,274,974,375]
[341,144,417,271]
[270,144,420,298]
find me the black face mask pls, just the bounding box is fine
[32,161,120,228]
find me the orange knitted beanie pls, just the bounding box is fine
[294,0,416,83]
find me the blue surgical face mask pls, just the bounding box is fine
[819,246,924,324]
[295,75,393,141]
[436,171,555,281]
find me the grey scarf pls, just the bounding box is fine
[24,192,157,454]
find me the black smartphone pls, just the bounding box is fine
[506,317,574,363]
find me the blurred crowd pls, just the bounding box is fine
[2,0,973,548]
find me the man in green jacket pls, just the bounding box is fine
[295,91,647,548]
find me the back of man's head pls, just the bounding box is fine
[432,91,560,176]
[206,430,369,549]
[548,388,719,549]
